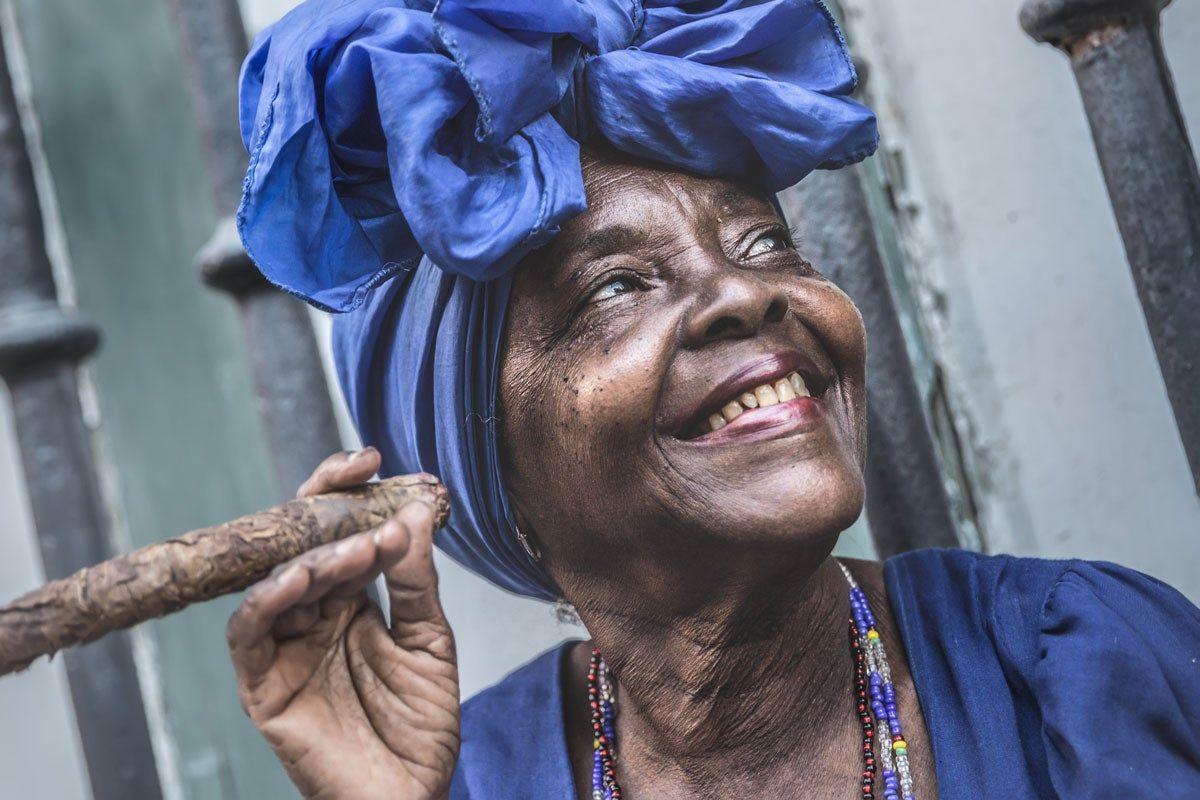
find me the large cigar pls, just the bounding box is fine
[0,474,449,677]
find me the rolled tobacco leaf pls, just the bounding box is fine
[0,473,449,676]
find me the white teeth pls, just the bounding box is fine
[696,371,818,435]
[754,384,779,407]
[788,371,810,398]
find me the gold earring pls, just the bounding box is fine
[514,523,542,561]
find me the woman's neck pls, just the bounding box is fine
[565,552,866,799]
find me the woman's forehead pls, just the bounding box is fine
[560,158,776,252]
[582,151,766,210]
[509,151,781,290]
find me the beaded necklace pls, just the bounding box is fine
[587,561,917,800]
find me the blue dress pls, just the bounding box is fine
[449,549,1200,798]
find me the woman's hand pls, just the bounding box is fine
[227,449,460,800]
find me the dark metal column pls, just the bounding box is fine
[169,0,343,499]
[0,24,162,800]
[1021,0,1200,493]
[779,167,961,556]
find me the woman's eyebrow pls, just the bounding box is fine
[710,187,744,210]
[553,224,646,289]
[706,186,765,217]
[578,224,645,259]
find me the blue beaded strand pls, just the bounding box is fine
[589,649,620,800]
[841,562,917,800]
[587,563,919,799]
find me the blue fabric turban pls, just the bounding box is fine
[237,0,878,600]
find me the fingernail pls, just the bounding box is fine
[351,446,376,462]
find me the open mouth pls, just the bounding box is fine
[676,354,832,442]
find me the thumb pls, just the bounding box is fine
[383,502,454,660]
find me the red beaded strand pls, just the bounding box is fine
[589,648,621,799]
[850,618,877,799]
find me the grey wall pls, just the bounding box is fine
[840,0,1200,599]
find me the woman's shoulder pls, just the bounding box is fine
[885,548,1200,797]
[884,547,1200,652]
[884,547,1200,701]
[450,640,580,799]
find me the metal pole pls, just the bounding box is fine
[779,167,961,556]
[1021,0,1200,493]
[169,0,343,499]
[0,23,162,800]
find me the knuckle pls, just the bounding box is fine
[225,608,247,646]
[401,500,435,528]
[236,688,253,717]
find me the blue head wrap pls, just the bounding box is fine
[237,0,877,600]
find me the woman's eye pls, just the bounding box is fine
[589,277,636,303]
[745,232,789,258]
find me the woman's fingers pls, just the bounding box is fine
[228,526,382,672]
[292,531,380,605]
[269,602,320,639]
[226,503,447,722]
[382,502,454,661]
[230,512,420,653]
[227,562,311,682]
[296,447,381,499]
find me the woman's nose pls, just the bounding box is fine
[681,267,790,348]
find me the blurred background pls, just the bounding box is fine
[0,0,1196,797]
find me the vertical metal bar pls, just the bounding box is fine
[1021,0,1200,493]
[0,22,162,800]
[779,166,961,555]
[168,0,343,499]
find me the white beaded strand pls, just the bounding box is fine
[838,561,917,800]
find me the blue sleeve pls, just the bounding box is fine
[1035,561,1200,797]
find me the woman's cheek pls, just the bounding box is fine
[817,286,867,378]
[574,317,675,433]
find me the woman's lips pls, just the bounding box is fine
[674,351,832,440]
[699,370,811,434]
[689,394,826,444]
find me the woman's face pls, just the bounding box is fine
[499,150,867,598]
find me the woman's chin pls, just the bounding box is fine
[664,399,862,492]
[695,465,866,550]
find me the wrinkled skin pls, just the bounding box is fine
[500,149,868,603]
[229,149,936,799]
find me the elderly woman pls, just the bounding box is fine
[225,1,1200,798]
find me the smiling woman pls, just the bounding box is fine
[225,1,1200,799]
[500,150,869,608]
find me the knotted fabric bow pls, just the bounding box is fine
[238,0,877,600]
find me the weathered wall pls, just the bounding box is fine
[840,0,1200,599]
